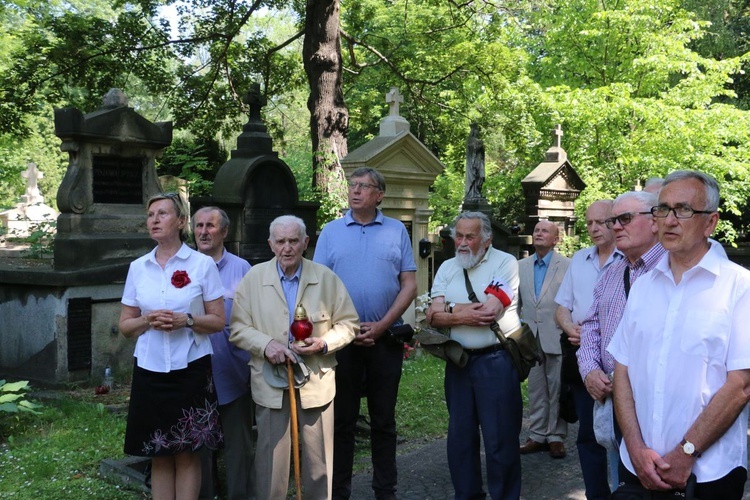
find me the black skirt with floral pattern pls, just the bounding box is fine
[124,355,224,457]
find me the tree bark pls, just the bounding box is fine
[303,0,348,195]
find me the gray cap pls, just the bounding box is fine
[262,352,311,389]
[415,327,468,368]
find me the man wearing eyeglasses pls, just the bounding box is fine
[576,189,664,489]
[554,199,622,499]
[314,167,417,500]
[608,170,750,498]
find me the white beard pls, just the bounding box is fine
[455,246,486,269]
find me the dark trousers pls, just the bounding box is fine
[572,385,610,500]
[445,349,522,500]
[619,463,747,500]
[332,339,404,499]
[199,392,256,500]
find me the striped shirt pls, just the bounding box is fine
[577,243,666,379]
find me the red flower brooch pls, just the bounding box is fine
[171,270,191,289]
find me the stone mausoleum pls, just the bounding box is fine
[0,89,171,385]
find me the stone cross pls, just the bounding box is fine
[243,83,267,123]
[21,161,43,203]
[386,87,404,117]
[552,124,563,148]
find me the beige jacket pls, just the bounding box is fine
[518,251,570,354]
[229,257,359,409]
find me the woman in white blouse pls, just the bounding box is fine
[119,193,225,500]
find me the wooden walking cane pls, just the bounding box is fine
[287,359,303,500]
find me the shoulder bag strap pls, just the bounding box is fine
[463,269,508,345]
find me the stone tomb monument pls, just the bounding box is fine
[54,88,171,271]
[0,89,171,385]
[201,84,318,264]
[439,124,523,261]
[520,124,585,254]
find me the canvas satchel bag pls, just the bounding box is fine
[463,269,544,381]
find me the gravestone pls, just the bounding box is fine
[0,89,172,385]
[53,88,171,271]
[0,161,58,241]
[440,124,521,260]
[204,84,318,264]
[464,123,486,205]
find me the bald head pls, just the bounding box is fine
[532,220,559,257]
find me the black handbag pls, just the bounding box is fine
[386,323,415,343]
[560,333,584,386]
[463,270,544,381]
[610,474,698,500]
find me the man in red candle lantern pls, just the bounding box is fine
[230,215,359,500]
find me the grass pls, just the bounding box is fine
[0,387,143,498]
[0,352,452,498]
[353,350,529,467]
[396,351,449,440]
[0,352,528,497]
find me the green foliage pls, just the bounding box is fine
[0,380,42,415]
[313,153,348,228]
[3,0,750,245]
[342,0,544,228]
[0,395,134,498]
[0,110,66,210]
[156,136,228,196]
[24,218,56,259]
[521,0,750,241]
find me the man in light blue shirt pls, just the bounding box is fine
[518,220,570,458]
[314,167,417,500]
[194,207,254,500]
[555,200,622,499]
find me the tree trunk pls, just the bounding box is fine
[303,0,348,197]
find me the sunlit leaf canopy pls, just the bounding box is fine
[1,0,749,242]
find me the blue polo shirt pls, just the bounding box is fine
[314,209,417,324]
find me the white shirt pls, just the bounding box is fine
[122,243,224,373]
[431,247,522,349]
[555,245,623,324]
[608,240,750,481]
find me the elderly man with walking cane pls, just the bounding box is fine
[230,215,359,500]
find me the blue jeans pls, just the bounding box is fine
[573,385,610,500]
[445,349,522,500]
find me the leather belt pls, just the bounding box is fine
[464,343,504,356]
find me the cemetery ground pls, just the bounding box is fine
[6,352,750,499]
[0,351,449,499]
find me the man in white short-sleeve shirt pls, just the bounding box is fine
[427,211,523,499]
[608,170,750,499]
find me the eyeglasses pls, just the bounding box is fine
[604,212,651,229]
[347,181,380,191]
[650,205,714,219]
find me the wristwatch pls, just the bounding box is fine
[680,438,701,458]
[448,302,456,313]
[186,313,195,327]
